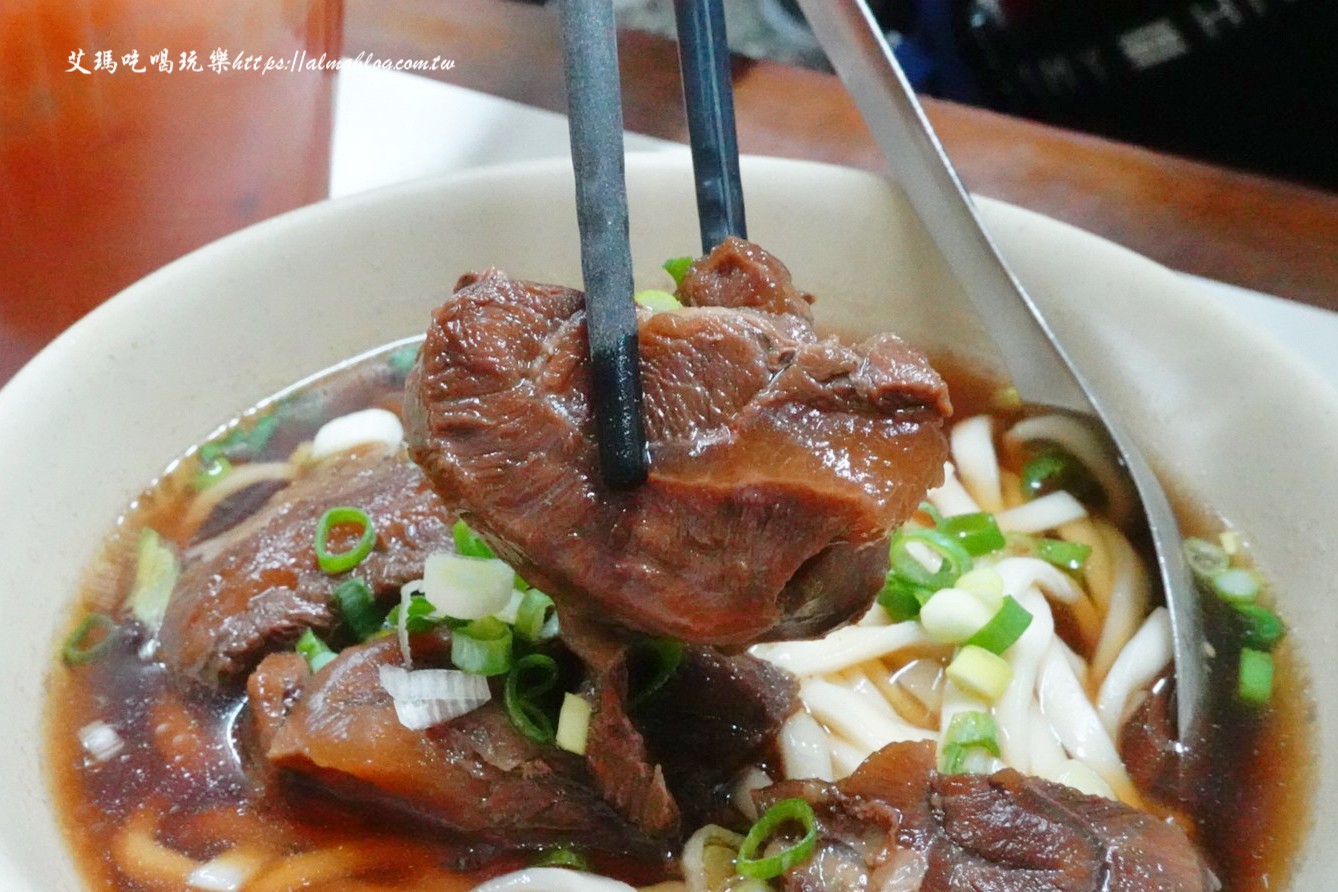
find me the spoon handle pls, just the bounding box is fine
[797,0,1208,743]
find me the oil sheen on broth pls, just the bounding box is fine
[44,342,1311,891]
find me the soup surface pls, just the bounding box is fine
[45,339,1312,891]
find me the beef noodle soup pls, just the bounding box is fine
[45,242,1311,891]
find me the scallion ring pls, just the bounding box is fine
[62,614,116,665]
[735,797,818,879]
[963,595,1033,655]
[451,616,513,676]
[504,654,560,744]
[314,506,376,575]
[452,519,495,559]
[514,589,559,643]
[889,528,972,590]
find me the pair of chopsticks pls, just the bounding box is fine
[559,0,744,489]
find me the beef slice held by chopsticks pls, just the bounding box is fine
[404,238,951,646]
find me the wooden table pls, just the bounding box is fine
[4,0,1337,386]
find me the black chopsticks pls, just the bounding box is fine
[560,0,649,490]
[673,0,747,252]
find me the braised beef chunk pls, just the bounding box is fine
[676,236,815,318]
[255,637,652,852]
[404,239,950,646]
[160,447,453,686]
[757,742,1219,892]
[636,644,797,823]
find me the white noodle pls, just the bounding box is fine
[1097,608,1173,737]
[924,462,982,517]
[310,408,404,460]
[1026,708,1070,782]
[472,868,637,891]
[829,737,869,778]
[835,667,900,720]
[750,622,926,677]
[1049,759,1116,799]
[187,849,270,892]
[992,587,1055,774]
[995,491,1088,534]
[1057,518,1114,609]
[1004,414,1134,525]
[1036,642,1131,795]
[995,556,1084,604]
[729,766,772,822]
[951,416,1003,512]
[801,679,937,755]
[1090,522,1152,685]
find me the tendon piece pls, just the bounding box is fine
[757,742,1218,892]
[256,637,657,853]
[404,240,951,646]
[160,448,454,687]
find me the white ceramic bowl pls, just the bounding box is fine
[2,155,1333,889]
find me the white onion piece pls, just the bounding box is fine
[925,462,982,517]
[422,552,515,620]
[472,867,638,892]
[778,710,834,782]
[310,408,404,460]
[378,665,490,730]
[995,491,1088,534]
[751,622,926,677]
[1097,607,1173,737]
[187,849,269,892]
[951,416,1003,513]
[78,721,124,763]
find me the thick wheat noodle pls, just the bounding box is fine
[247,840,424,892]
[110,811,199,889]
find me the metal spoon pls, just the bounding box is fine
[794,0,1208,743]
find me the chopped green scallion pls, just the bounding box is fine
[1212,568,1261,603]
[1019,443,1104,507]
[334,578,381,640]
[62,614,116,666]
[938,512,1006,557]
[629,638,686,711]
[1238,648,1274,705]
[963,596,1033,655]
[296,629,336,672]
[382,593,448,634]
[451,616,513,676]
[735,798,818,879]
[888,528,973,590]
[662,255,694,286]
[877,575,929,622]
[127,528,179,631]
[314,506,376,575]
[1031,537,1092,574]
[1232,602,1286,651]
[387,343,421,376]
[531,848,590,871]
[200,414,280,465]
[939,710,1001,774]
[1182,537,1230,586]
[633,289,683,312]
[514,589,559,643]
[452,519,496,559]
[192,455,233,491]
[945,645,1013,703]
[504,653,560,744]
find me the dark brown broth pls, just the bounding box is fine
[45,341,1313,890]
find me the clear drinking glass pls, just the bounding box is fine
[0,0,344,372]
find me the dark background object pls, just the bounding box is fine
[771,0,1338,191]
